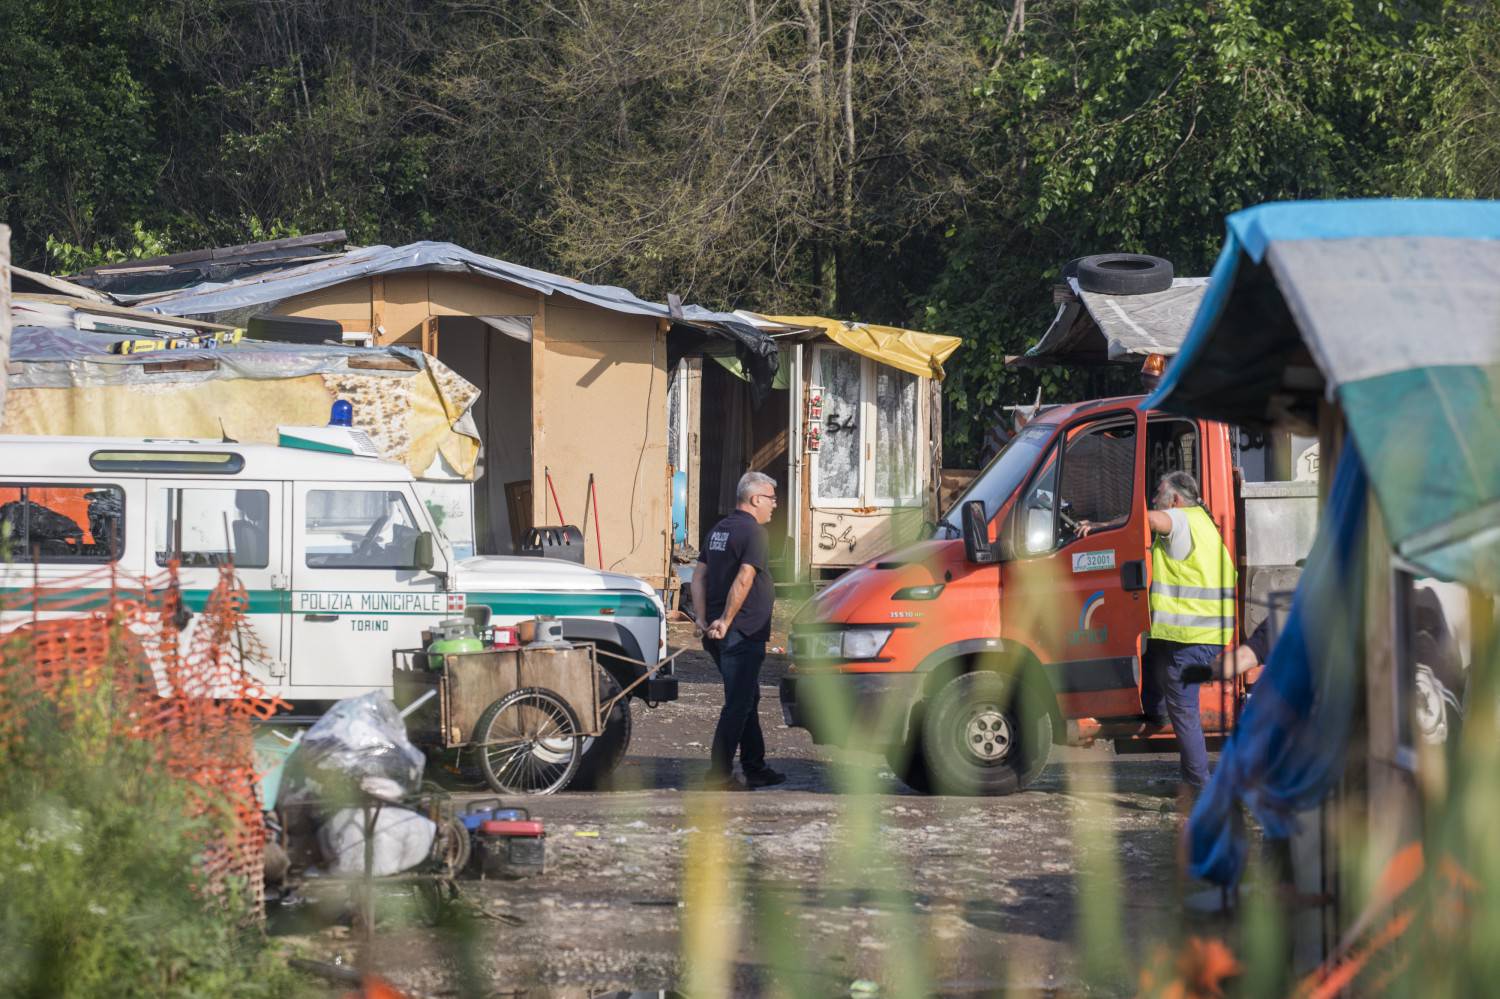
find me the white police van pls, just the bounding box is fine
[0,428,674,787]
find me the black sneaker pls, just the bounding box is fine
[744,767,787,789]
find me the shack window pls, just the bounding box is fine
[305,489,421,569]
[815,347,863,501]
[874,366,918,501]
[812,346,922,506]
[0,484,125,563]
[154,487,270,569]
[1393,568,1472,765]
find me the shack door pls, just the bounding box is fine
[148,481,286,692]
[1004,411,1152,718]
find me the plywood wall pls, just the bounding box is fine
[537,300,669,584]
[275,273,671,583]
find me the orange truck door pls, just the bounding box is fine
[1003,409,1152,719]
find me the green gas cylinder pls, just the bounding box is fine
[425,618,483,668]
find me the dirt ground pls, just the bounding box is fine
[280,615,1206,998]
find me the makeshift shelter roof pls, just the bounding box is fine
[13,294,233,336]
[129,240,750,328]
[69,231,349,299]
[1019,277,1208,367]
[1145,199,1500,588]
[117,238,783,400]
[761,315,962,380]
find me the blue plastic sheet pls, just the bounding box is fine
[1187,445,1369,887]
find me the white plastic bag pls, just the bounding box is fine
[317,807,436,876]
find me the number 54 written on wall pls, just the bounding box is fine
[818,522,858,552]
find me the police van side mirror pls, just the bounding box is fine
[413,531,436,572]
[961,501,998,564]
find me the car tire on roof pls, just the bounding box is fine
[1075,253,1173,296]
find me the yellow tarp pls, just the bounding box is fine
[1,360,481,480]
[764,315,962,381]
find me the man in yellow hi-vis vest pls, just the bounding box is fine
[1144,470,1236,792]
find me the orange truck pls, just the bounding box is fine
[780,394,1317,794]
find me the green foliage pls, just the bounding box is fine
[0,640,310,998]
[924,0,1455,464]
[0,0,1478,462]
[0,0,172,269]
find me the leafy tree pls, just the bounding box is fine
[433,0,990,311]
[925,0,1449,464]
[0,0,171,266]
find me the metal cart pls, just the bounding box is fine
[394,643,601,795]
[394,642,684,795]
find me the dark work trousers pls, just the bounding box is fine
[703,631,768,777]
[1141,639,1220,789]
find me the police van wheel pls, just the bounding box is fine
[921,671,1052,796]
[569,667,634,790]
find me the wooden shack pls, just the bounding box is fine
[670,315,960,584]
[92,241,744,587]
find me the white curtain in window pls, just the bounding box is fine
[817,348,862,500]
[875,367,918,501]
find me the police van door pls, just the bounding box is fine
[148,480,286,691]
[290,483,449,691]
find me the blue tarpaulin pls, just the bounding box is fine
[1188,445,1369,886]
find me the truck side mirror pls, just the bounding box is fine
[413,531,436,572]
[961,500,998,565]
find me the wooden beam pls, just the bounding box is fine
[747,429,789,473]
[371,274,388,344]
[530,294,547,526]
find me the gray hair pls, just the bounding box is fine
[736,471,776,504]
[1157,470,1201,505]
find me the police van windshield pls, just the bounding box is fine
[938,422,1055,535]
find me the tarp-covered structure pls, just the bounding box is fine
[4,298,481,481]
[1142,199,1500,891]
[127,240,782,401]
[77,237,782,580]
[1021,277,1208,367]
[1147,200,1500,589]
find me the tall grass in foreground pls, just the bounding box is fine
[0,626,309,998]
[680,559,1499,998]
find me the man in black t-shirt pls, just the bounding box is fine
[688,471,787,790]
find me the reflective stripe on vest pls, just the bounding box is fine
[1149,504,1236,645]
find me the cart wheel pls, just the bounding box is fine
[473,687,582,795]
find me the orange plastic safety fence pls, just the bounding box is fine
[0,562,288,917]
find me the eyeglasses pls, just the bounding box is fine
[752,492,778,505]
